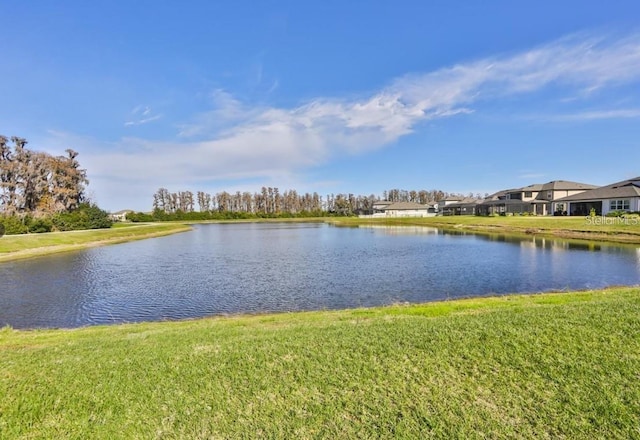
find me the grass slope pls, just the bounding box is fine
[0,223,191,262]
[1,288,639,439]
[333,216,640,244]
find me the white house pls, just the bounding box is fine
[109,209,133,222]
[377,201,432,217]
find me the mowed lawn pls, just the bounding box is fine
[336,214,640,233]
[1,287,639,439]
[0,223,191,262]
[334,215,640,243]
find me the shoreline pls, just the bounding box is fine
[330,216,640,245]
[0,223,192,263]
[1,216,639,263]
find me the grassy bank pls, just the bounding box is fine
[1,287,638,438]
[333,215,640,244]
[0,223,191,262]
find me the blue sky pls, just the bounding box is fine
[1,1,640,211]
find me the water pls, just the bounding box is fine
[1,223,639,329]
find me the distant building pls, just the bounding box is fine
[440,197,480,216]
[372,200,394,215]
[361,201,435,218]
[475,180,597,216]
[555,177,640,216]
[533,180,598,215]
[109,209,133,222]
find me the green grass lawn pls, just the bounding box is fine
[333,215,640,243]
[0,223,191,262]
[1,287,639,439]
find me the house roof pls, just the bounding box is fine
[485,180,597,203]
[384,202,429,210]
[483,190,507,201]
[556,177,640,202]
[443,197,480,208]
[503,181,595,195]
[111,209,134,215]
[478,198,534,206]
[539,180,598,191]
[515,184,543,192]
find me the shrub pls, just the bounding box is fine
[0,215,29,234]
[0,221,4,238]
[28,218,53,233]
[127,211,154,222]
[52,203,113,231]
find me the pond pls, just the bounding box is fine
[1,223,639,329]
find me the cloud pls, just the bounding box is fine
[266,79,279,94]
[124,105,162,127]
[177,90,259,137]
[55,31,640,208]
[536,108,640,122]
[174,31,640,154]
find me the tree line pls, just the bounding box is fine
[0,135,111,235]
[126,187,474,222]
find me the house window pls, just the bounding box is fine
[610,199,630,211]
[524,191,532,198]
[547,191,553,199]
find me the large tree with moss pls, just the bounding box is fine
[0,135,88,216]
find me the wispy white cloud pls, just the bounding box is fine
[536,108,640,121]
[53,31,640,208]
[124,105,162,127]
[266,79,279,94]
[174,32,640,154]
[124,115,162,127]
[177,90,260,137]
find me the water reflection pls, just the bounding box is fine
[356,225,440,235]
[1,223,639,329]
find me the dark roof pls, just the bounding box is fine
[442,197,480,208]
[483,190,507,201]
[478,199,534,206]
[556,177,640,201]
